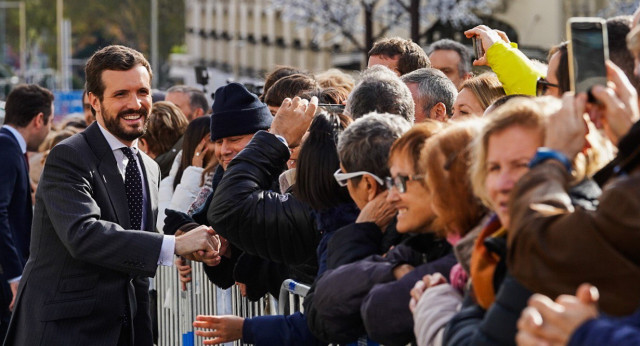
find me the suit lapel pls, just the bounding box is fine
[82,123,132,229]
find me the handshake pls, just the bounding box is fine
[174,225,224,266]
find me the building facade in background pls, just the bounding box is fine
[172,0,613,88]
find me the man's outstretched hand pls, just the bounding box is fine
[174,225,220,258]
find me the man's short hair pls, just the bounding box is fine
[4,84,54,127]
[337,112,411,182]
[347,65,415,123]
[427,39,472,77]
[401,68,458,116]
[85,45,152,103]
[166,85,211,114]
[368,37,430,75]
[264,74,320,107]
[260,65,307,102]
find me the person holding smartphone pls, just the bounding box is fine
[512,29,640,345]
[464,25,545,96]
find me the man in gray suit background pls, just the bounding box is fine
[3,45,219,346]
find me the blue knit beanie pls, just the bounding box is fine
[210,83,273,141]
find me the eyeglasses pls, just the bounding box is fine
[536,78,559,96]
[333,168,385,187]
[384,174,424,193]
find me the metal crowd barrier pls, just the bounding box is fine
[155,260,271,346]
[278,279,310,316]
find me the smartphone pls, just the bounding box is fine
[473,36,485,60]
[567,17,609,97]
[318,103,346,113]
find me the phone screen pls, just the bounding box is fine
[569,20,608,94]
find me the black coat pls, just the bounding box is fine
[306,233,453,344]
[207,131,319,266]
[166,135,318,299]
[326,219,404,270]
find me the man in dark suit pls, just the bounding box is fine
[3,45,219,346]
[0,84,54,341]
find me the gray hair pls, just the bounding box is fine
[337,112,412,180]
[346,65,415,123]
[167,85,211,114]
[401,68,458,116]
[427,39,472,77]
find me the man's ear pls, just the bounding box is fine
[363,175,381,202]
[194,108,205,118]
[31,112,45,129]
[89,92,101,118]
[429,102,449,122]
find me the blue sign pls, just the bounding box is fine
[53,90,84,116]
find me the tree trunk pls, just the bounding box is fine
[363,5,374,67]
[410,0,420,44]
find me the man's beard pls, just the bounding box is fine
[101,104,149,142]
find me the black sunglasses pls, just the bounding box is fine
[536,78,559,96]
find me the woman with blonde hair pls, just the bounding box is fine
[452,73,506,119]
[410,97,600,346]
[405,119,488,346]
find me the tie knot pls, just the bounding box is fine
[121,147,136,161]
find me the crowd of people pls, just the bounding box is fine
[2,7,640,346]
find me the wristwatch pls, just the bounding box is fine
[528,148,572,173]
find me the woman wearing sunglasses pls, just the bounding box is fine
[325,113,413,271]
[308,121,464,345]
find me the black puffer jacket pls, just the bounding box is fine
[207,131,319,265]
[306,233,453,344]
[326,219,404,270]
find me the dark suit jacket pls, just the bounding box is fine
[0,127,31,312]
[4,123,164,346]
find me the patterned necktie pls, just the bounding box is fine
[121,147,143,230]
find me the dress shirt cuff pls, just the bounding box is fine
[158,235,176,266]
[8,275,21,284]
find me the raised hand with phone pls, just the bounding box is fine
[464,25,511,65]
[568,17,639,146]
[589,61,640,145]
[463,25,544,95]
